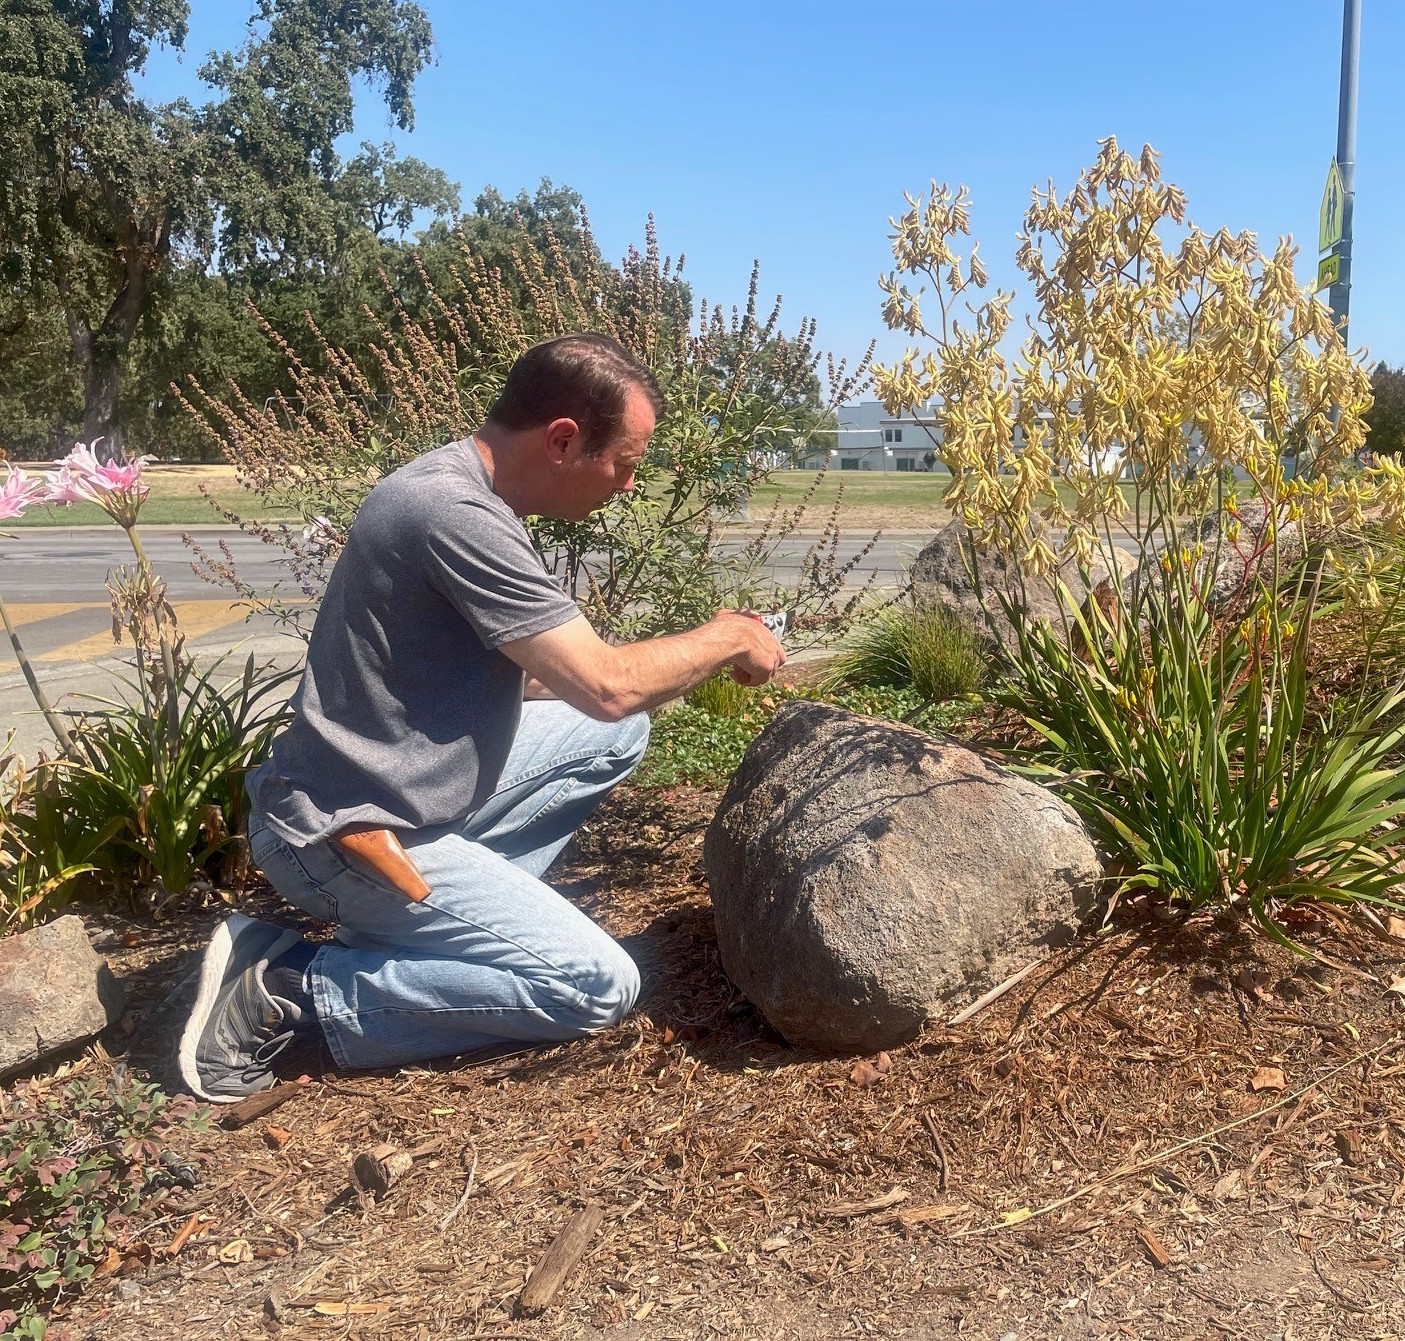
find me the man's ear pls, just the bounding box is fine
[544,416,581,463]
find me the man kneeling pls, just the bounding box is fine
[179,334,785,1102]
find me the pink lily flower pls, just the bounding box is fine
[45,464,98,506]
[51,441,151,525]
[0,467,47,522]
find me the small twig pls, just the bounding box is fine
[1311,1255,1374,1314]
[921,1111,950,1190]
[948,961,1042,1025]
[438,1144,479,1232]
[955,1039,1394,1237]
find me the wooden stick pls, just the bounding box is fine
[438,1145,478,1232]
[921,1110,951,1190]
[518,1204,605,1314]
[948,961,1041,1026]
[218,1082,303,1130]
[352,1143,414,1200]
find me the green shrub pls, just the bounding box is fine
[821,604,987,703]
[0,1064,206,1334]
[58,653,296,908]
[997,573,1405,943]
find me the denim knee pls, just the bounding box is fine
[569,939,640,1034]
[613,712,650,771]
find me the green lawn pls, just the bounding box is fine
[752,469,955,507]
[753,468,1137,512]
[6,462,1131,527]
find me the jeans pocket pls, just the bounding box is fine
[248,823,341,924]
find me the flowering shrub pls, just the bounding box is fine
[871,139,1405,933]
[0,443,289,921]
[179,215,879,643]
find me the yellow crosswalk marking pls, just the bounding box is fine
[2,603,104,625]
[29,601,251,665]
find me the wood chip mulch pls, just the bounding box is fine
[50,785,1405,1341]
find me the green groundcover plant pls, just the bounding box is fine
[0,1063,206,1338]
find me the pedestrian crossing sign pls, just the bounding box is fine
[1319,160,1345,254]
[1316,253,1341,292]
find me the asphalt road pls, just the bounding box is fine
[0,525,930,603]
[0,525,933,760]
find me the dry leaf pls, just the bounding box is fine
[873,1052,893,1074]
[1386,915,1405,939]
[1250,1065,1286,1092]
[1212,1169,1243,1201]
[93,1247,123,1277]
[264,1125,294,1149]
[311,1301,390,1316]
[217,1238,253,1264]
[849,1060,885,1088]
[1386,975,1405,998]
[760,1235,790,1252]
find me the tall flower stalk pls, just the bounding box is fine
[870,140,1405,935]
[0,468,76,753]
[48,442,182,756]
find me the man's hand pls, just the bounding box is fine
[715,610,787,686]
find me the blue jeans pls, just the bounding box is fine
[246,700,649,1072]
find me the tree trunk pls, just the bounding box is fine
[58,205,165,457]
[80,350,123,454]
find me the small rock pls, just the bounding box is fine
[0,915,126,1078]
[114,1279,142,1302]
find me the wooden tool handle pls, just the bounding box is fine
[333,828,431,901]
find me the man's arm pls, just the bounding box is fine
[500,611,785,722]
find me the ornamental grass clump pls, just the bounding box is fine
[821,603,987,704]
[872,138,1405,936]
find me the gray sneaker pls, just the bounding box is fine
[178,913,315,1103]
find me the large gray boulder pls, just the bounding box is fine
[704,702,1102,1054]
[0,915,126,1077]
[911,519,1134,647]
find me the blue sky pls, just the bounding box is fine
[141,0,1404,386]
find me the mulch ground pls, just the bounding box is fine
[45,784,1405,1341]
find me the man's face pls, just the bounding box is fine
[548,386,655,521]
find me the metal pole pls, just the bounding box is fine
[1328,0,1361,346]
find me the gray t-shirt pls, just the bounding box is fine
[247,440,580,845]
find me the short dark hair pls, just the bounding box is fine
[485,333,664,454]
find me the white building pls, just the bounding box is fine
[795,399,942,472]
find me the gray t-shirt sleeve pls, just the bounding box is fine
[421,498,580,648]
